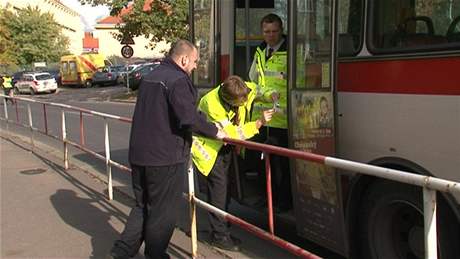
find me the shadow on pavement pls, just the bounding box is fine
[8,139,142,258]
[50,189,120,259]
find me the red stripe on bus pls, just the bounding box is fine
[338,56,460,95]
[79,56,97,72]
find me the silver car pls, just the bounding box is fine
[92,65,125,87]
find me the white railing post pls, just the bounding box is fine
[188,165,198,258]
[27,103,34,150]
[61,109,68,170]
[104,118,113,200]
[424,188,438,259]
[3,98,9,132]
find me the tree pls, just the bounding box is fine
[0,6,69,67]
[0,9,17,66]
[79,0,189,47]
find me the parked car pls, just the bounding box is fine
[124,63,160,90]
[14,72,58,95]
[12,71,29,87]
[119,63,145,83]
[47,70,61,86]
[92,65,124,86]
[60,53,109,88]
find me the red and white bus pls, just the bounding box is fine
[190,0,460,258]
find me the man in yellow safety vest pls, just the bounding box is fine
[2,75,14,104]
[191,75,273,251]
[248,13,292,211]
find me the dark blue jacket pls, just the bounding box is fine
[129,57,217,166]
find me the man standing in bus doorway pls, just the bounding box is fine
[109,40,226,259]
[248,13,292,211]
[192,75,274,252]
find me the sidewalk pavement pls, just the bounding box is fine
[0,135,227,259]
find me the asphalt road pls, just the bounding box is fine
[2,85,345,259]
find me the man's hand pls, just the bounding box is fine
[256,109,274,129]
[216,128,227,140]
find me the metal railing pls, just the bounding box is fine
[2,94,460,259]
[1,95,132,201]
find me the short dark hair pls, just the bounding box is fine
[168,39,196,58]
[260,13,283,29]
[219,75,250,107]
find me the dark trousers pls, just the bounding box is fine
[247,126,292,207]
[111,163,186,259]
[3,88,14,104]
[198,146,233,239]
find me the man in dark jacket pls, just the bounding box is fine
[110,39,226,259]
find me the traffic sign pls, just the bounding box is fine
[121,36,135,45]
[121,45,134,58]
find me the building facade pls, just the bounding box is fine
[1,0,84,55]
[94,6,169,59]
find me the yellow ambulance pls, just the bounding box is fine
[60,53,110,87]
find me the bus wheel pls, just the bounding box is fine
[84,80,92,88]
[358,180,460,259]
[29,88,35,96]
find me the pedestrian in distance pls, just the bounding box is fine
[1,74,15,105]
[192,75,274,251]
[109,39,226,259]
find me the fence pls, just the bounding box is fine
[2,94,460,259]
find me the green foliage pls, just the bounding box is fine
[0,6,70,67]
[79,0,189,48]
[0,9,17,66]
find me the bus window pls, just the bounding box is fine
[369,0,460,52]
[193,0,216,87]
[338,0,363,56]
[296,0,333,88]
[234,0,287,79]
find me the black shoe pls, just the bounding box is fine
[210,235,240,252]
[230,235,242,245]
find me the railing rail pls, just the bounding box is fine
[2,94,459,259]
[0,95,133,199]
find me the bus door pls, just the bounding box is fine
[289,0,347,255]
[229,0,290,207]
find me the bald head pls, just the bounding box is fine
[169,40,196,59]
[168,39,199,75]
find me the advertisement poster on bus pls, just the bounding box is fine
[290,90,346,253]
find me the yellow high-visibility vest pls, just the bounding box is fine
[2,77,12,89]
[252,46,287,129]
[192,81,260,176]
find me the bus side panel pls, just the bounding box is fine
[337,57,460,204]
